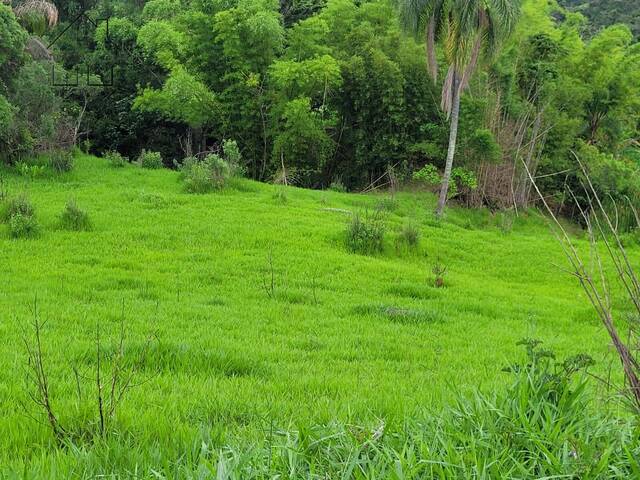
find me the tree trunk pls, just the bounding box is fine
[436,71,461,218]
[516,109,542,207]
[426,17,438,82]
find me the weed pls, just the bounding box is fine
[15,161,46,179]
[60,199,92,231]
[182,154,231,193]
[432,259,447,288]
[328,179,346,193]
[375,196,397,212]
[2,194,34,221]
[137,150,163,169]
[498,209,516,234]
[395,221,420,252]
[345,210,385,255]
[48,150,74,173]
[273,188,288,204]
[222,139,244,176]
[183,161,213,193]
[105,151,127,168]
[9,212,38,238]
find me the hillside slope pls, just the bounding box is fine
[560,0,640,38]
[0,155,614,474]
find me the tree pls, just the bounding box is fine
[400,0,519,216]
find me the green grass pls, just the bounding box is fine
[0,155,623,476]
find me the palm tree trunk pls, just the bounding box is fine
[426,17,438,81]
[436,71,461,218]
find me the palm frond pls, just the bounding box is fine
[25,36,53,60]
[14,0,59,28]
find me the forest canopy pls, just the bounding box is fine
[0,0,639,221]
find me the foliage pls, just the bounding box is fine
[0,5,27,83]
[59,199,91,231]
[15,160,46,179]
[182,154,232,192]
[395,221,420,252]
[345,210,385,255]
[8,211,38,238]
[560,0,640,39]
[105,150,128,168]
[328,179,346,192]
[2,194,37,238]
[412,164,440,186]
[413,164,478,199]
[137,150,163,169]
[1,193,34,221]
[48,149,74,173]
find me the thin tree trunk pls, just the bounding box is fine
[436,71,461,217]
[426,17,438,82]
[516,109,542,207]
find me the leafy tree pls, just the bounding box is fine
[0,4,27,83]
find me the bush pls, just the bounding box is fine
[2,195,38,238]
[273,188,288,204]
[345,211,385,255]
[375,196,397,212]
[329,179,347,192]
[182,154,232,193]
[2,194,34,221]
[183,161,213,193]
[105,150,127,168]
[395,222,420,251]
[15,161,46,179]
[222,139,244,176]
[9,212,38,238]
[48,149,74,173]
[60,199,91,231]
[205,153,231,188]
[137,150,163,169]
[413,164,478,199]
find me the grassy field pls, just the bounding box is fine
[0,155,620,475]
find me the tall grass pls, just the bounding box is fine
[8,341,639,478]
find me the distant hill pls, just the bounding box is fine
[559,0,640,38]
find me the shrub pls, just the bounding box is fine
[137,150,163,169]
[2,195,38,238]
[9,212,38,238]
[2,194,34,221]
[329,179,346,192]
[375,196,397,212]
[412,164,440,185]
[432,259,447,288]
[204,153,230,188]
[15,161,46,179]
[222,139,244,176]
[413,164,478,199]
[183,161,213,194]
[395,222,420,251]
[345,211,385,255]
[60,199,91,231]
[182,154,232,193]
[48,149,74,173]
[273,188,288,204]
[105,150,127,168]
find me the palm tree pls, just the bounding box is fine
[11,0,58,27]
[9,0,59,59]
[400,0,519,217]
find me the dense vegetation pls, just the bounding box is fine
[560,0,640,39]
[1,0,639,219]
